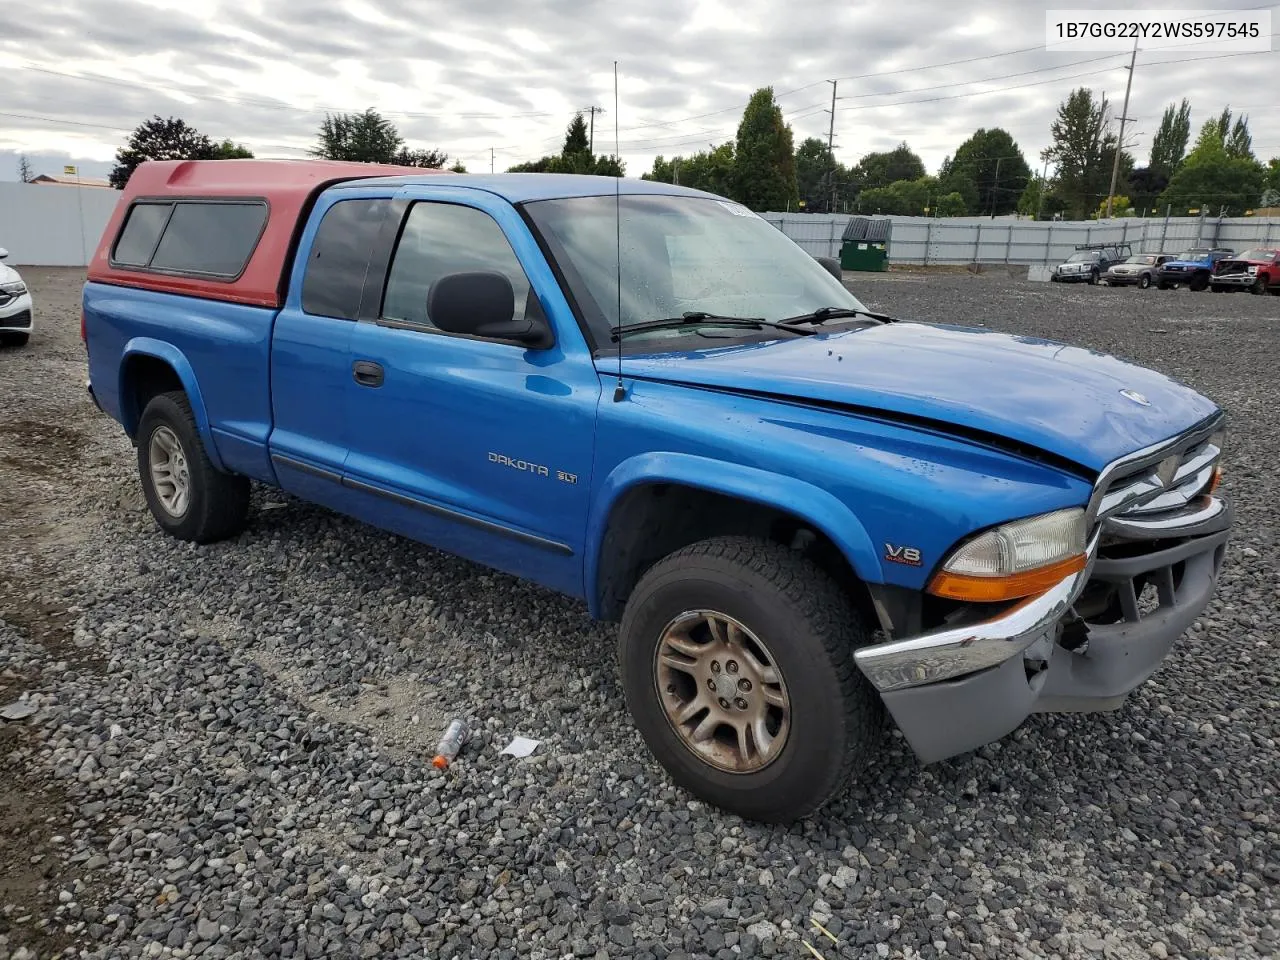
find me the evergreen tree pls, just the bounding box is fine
[731,87,798,211]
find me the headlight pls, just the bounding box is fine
[928,508,1087,602]
[1247,266,1257,274]
[0,281,26,296]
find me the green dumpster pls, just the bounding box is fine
[839,217,891,271]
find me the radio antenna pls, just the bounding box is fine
[612,60,625,403]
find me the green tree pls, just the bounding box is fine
[448,161,467,173]
[933,192,967,217]
[1263,157,1280,207]
[1017,175,1068,219]
[858,176,936,216]
[311,109,403,163]
[508,113,623,176]
[1096,195,1134,219]
[1158,119,1266,216]
[394,147,449,168]
[563,113,590,156]
[644,143,735,196]
[941,128,1031,216]
[794,137,844,212]
[1046,88,1130,219]
[110,116,216,189]
[211,139,254,159]
[854,142,925,191]
[1149,99,1192,175]
[732,87,797,211]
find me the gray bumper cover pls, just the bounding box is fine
[855,496,1232,764]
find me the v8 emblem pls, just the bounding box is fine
[884,543,923,567]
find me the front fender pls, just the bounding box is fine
[584,450,884,618]
[119,337,225,472]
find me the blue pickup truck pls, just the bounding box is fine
[83,160,1232,822]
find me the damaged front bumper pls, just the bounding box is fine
[854,492,1232,764]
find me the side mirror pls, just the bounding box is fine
[427,271,553,349]
[0,248,8,260]
[815,255,843,282]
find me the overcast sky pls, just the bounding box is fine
[1,0,1276,184]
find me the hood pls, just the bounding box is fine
[1216,255,1270,270]
[612,322,1220,472]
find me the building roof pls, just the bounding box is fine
[31,173,113,188]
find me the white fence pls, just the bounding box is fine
[0,182,119,266]
[3,179,1279,270]
[764,211,1280,265]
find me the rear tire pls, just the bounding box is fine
[618,536,883,823]
[137,391,250,543]
[1088,270,1099,285]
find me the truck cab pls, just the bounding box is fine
[83,160,1232,823]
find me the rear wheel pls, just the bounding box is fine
[1088,269,1100,285]
[137,391,250,543]
[618,536,882,823]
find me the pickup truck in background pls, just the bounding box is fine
[1156,246,1235,291]
[1210,247,1280,295]
[83,160,1233,823]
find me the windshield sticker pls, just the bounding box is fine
[716,200,755,218]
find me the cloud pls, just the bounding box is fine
[1,0,1276,182]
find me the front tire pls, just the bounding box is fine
[618,536,882,823]
[1190,272,1209,292]
[1088,269,1099,285]
[1139,274,1152,289]
[137,391,250,543]
[1250,277,1267,295]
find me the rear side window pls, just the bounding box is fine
[111,199,266,279]
[302,198,390,320]
[112,203,172,266]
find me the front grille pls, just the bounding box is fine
[0,309,31,329]
[1089,419,1223,528]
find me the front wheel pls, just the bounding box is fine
[1250,277,1267,295]
[1139,274,1152,289]
[137,391,250,543]
[618,537,882,823]
[1190,273,1209,292]
[1088,270,1100,285]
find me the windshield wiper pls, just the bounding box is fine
[779,306,899,327]
[610,312,816,341]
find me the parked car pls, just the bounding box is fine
[1103,252,1175,288]
[1209,247,1280,295]
[1156,247,1234,291]
[0,248,34,347]
[1050,243,1131,284]
[83,160,1233,823]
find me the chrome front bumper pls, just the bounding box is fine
[854,493,1232,764]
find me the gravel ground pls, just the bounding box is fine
[1,265,1277,960]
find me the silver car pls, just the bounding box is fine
[1104,253,1175,290]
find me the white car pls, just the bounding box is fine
[0,248,34,347]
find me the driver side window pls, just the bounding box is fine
[381,202,532,331]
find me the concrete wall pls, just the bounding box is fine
[763,211,1280,265]
[0,182,119,267]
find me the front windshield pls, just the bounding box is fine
[522,193,866,346]
[1065,252,1096,263]
[1177,249,1208,260]
[1237,249,1276,261]
[1125,255,1157,265]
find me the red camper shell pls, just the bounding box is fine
[87,159,443,308]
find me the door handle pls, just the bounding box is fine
[352,360,384,387]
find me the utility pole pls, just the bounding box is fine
[826,80,838,213]
[1106,38,1138,219]
[587,105,603,154]
[490,148,495,174]
[989,156,1002,219]
[673,157,679,186]
[1035,153,1050,221]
